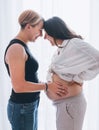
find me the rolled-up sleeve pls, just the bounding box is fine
[46,38,99,83]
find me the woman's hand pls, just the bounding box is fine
[45,73,82,100]
[47,81,68,97]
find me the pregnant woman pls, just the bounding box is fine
[43,16,99,130]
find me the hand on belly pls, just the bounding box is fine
[46,74,82,101]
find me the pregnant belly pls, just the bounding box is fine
[46,74,82,101]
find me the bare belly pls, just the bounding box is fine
[46,74,82,101]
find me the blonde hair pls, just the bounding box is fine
[18,9,43,29]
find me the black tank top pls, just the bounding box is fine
[4,39,40,103]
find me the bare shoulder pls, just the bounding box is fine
[5,43,27,63]
[7,43,25,54]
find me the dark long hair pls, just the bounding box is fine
[43,17,83,41]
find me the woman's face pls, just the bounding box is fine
[27,20,43,42]
[44,32,55,46]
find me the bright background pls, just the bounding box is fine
[0,0,99,130]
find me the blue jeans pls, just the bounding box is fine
[7,99,39,130]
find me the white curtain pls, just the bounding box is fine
[0,0,99,130]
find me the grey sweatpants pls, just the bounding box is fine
[53,92,87,130]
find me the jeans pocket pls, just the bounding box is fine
[65,103,74,119]
[7,101,14,123]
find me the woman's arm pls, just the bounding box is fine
[5,44,67,96]
[50,39,99,83]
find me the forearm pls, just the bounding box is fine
[12,79,67,97]
[12,80,46,93]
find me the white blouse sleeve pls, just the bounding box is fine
[72,39,99,82]
[48,39,99,83]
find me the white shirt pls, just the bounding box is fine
[47,38,99,83]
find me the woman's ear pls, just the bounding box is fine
[25,24,31,30]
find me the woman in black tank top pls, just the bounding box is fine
[4,10,67,130]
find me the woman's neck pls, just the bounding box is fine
[56,39,64,45]
[15,30,28,43]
